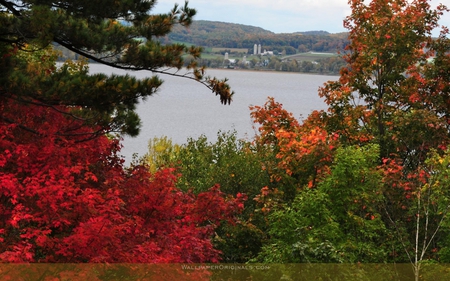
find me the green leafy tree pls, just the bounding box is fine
[315,0,450,274]
[141,132,272,262]
[0,0,233,137]
[254,145,389,263]
[143,136,181,173]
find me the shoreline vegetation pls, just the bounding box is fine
[84,61,341,77]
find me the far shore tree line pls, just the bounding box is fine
[200,55,346,75]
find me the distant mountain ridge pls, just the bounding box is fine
[167,20,348,53]
[174,20,336,36]
[172,20,274,36]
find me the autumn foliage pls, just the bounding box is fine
[245,1,450,275]
[0,97,244,263]
[3,2,450,279]
[250,97,337,199]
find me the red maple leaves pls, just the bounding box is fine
[0,99,244,263]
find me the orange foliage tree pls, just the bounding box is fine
[319,0,449,164]
[250,97,338,203]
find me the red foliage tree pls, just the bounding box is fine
[0,98,244,263]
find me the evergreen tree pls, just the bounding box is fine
[0,0,233,137]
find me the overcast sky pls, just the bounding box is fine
[152,0,450,35]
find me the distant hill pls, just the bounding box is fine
[176,20,274,36]
[166,20,348,53]
[168,20,274,45]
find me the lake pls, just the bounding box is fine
[88,64,337,161]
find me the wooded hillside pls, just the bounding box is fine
[167,20,349,53]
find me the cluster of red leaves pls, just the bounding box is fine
[250,97,338,188]
[0,99,244,264]
[380,156,432,208]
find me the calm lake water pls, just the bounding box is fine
[88,64,337,161]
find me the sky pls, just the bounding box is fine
[152,0,450,35]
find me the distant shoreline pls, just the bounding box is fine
[84,62,340,77]
[213,67,340,76]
